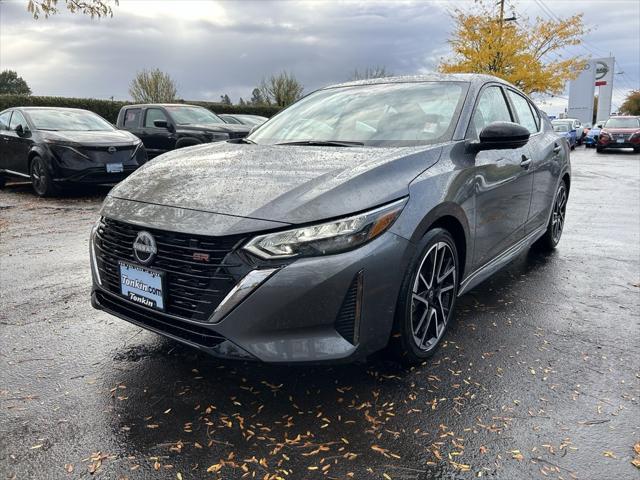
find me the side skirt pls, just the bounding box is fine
[0,169,30,178]
[458,225,546,296]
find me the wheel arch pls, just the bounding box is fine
[175,136,203,149]
[410,202,471,280]
[562,171,571,193]
[27,148,43,173]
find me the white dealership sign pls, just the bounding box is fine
[567,57,615,125]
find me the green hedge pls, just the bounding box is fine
[0,95,281,124]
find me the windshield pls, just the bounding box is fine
[28,109,114,131]
[166,106,225,125]
[249,82,468,147]
[236,115,267,126]
[605,117,640,129]
[553,124,569,132]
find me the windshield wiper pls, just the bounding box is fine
[275,140,364,147]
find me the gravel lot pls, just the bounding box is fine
[1,147,639,479]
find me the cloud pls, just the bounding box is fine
[1,0,637,115]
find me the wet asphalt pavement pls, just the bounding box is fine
[1,146,639,480]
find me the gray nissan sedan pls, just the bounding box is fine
[90,74,570,364]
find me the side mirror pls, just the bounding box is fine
[15,124,28,137]
[467,121,530,151]
[597,124,603,129]
[153,120,169,129]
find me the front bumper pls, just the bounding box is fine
[55,165,139,184]
[91,229,413,363]
[598,141,638,149]
[47,143,147,184]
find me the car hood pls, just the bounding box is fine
[178,123,250,134]
[109,141,442,225]
[39,129,138,145]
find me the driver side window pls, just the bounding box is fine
[145,108,168,128]
[0,111,11,130]
[471,86,513,137]
[9,110,27,131]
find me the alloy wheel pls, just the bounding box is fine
[551,185,567,243]
[410,241,457,352]
[31,159,46,195]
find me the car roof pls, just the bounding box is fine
[124,103,204,108]
[325,73,513,90]
[9,107,94,112]
[607,115,638,119]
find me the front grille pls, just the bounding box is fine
[335,272,363,345]
[95,290,226,348]
[94,217,245,321]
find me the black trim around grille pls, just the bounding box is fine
[95,290,226,348]
[94,217,246,321]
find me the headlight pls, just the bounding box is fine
[206,132,230,142]
[43,138,81,147]
[243,198,406,260]
[45,139,90,159]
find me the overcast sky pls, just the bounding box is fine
[1,0,638,116]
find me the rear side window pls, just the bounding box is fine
[471,86,513,135]
[507,90,538,134]
[9,110,27,130]
[144,108,168,128]
[0,111,11,130]
[123,108,141,127]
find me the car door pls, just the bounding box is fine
[0,110,12,170]
[504,89,554,234]
[121,106,144,141]
[5,110,33,174]
[141,108,175,156]
[470,85,534,269]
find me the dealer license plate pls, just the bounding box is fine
[119,261,165,310]
[106,163,124,173]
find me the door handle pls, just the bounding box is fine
[520,156,532,169]
[553,144,562,154]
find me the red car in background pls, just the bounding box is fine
[597,116,640,153]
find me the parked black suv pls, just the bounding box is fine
[116,104,250,158]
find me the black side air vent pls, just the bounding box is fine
[335,271,363,345]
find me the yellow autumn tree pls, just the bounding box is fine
[439,1,588,95]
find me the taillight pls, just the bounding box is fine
[599,131,610,144]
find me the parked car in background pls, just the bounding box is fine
[116,104,250,158]
[91,74,570,365]
[597,116,640,153]
[584,123,602,148]
[0,107,146,196]
[553,123,576,149]
[219,114,268,127]
[552,118,583,145]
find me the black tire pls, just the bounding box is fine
[570,144,575,150]
[596,147,604,153]
[634,147,640,154]
[535,180,568,251]
[0,174,6,189]
[30,156,57,197]
[390,228,460,364]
